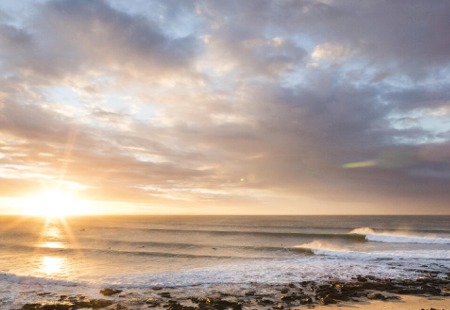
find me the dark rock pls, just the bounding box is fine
[146,298,161,307]
[192,297,242,310]
[41,305,73,310]
[299,295,313,304]
[244,290,255,296]
[152,286,163,290]
[327,292,350,301]
[367,292,386,300]
[258,299,274,306]
[320,296,337,305]
[280,288,289,294]
[21,304,43,310]
[100,288,123,296]
[72,299,113,309]
[90,299,114,309]
[280,293,297,302]
[357,275,368,282]
[21,304,74,310]
[160,292,172,298]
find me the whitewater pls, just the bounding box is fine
[1,215,449,307]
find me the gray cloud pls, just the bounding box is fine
[0,0,449,214]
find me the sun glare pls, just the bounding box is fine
[24,190,89,217]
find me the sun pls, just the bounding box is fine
[23,190,89,218]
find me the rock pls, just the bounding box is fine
[327,292,350,301]
[299,295,313,304]
[21,304,43,310]
[72,299,113,309]
[21,304,74,310]
[281,293,298,302]
[320,296,337,305]
[244,290,255,296]
[100,288,123,296]
[367,292,386,300]
[90,299,114,309]
[357,275,368,282]
[160,292,172,298]
[145,297,161,307]
[280,287,289,294]
[191,297,242,310]
[258,299,274,306]
[41,305,73,310]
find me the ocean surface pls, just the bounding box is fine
[1,215,450,294]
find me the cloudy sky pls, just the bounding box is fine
[0,0,449,215]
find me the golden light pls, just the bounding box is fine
[23,190,90,218]
[40,256,65,274]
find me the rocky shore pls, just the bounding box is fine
[14,271,450,310]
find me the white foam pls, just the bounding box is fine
[350,227,450,244]
[293,241,450,260]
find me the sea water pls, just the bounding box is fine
[1,215,449,304]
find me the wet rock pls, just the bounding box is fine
[367,292,387,300]
[72,299,113,309]
[280,287,289,294]
[357,275,368,282]
[327,292,350,301]
[145,297,161,307]
[258,299,274,306]
[280,293,297,302]
[244,290,255,296]
[160,292,172,298]
[21,304,73,310]
[299,295,313,305]
[21,304,43,310]
[320,296,337,305]
[100,288,123,296]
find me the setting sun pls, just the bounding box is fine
[23,190,90,217]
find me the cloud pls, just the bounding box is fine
[0,0,449,214]
[0,0,199,83]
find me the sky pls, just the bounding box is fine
[0,0,450,215]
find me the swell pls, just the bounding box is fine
[78,227,368,241]
[0,242,309,259]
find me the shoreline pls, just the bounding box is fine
[8,274,450,309]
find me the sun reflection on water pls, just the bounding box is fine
[33,218,77,276]
[40,256,65,274]
[39,241,64,249]
[44,226,62,239]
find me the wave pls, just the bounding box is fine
[350,227,450,244]
[80,227,368,242]
[0,242,286,260]
[292,241,450,260]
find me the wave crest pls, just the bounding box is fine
[350,227,450,244]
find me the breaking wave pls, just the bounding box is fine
[350,227,450,244]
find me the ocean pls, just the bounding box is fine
[1,215,450,305]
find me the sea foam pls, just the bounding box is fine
[350,227,450,244]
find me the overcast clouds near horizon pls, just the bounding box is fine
[0,0,450,215]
